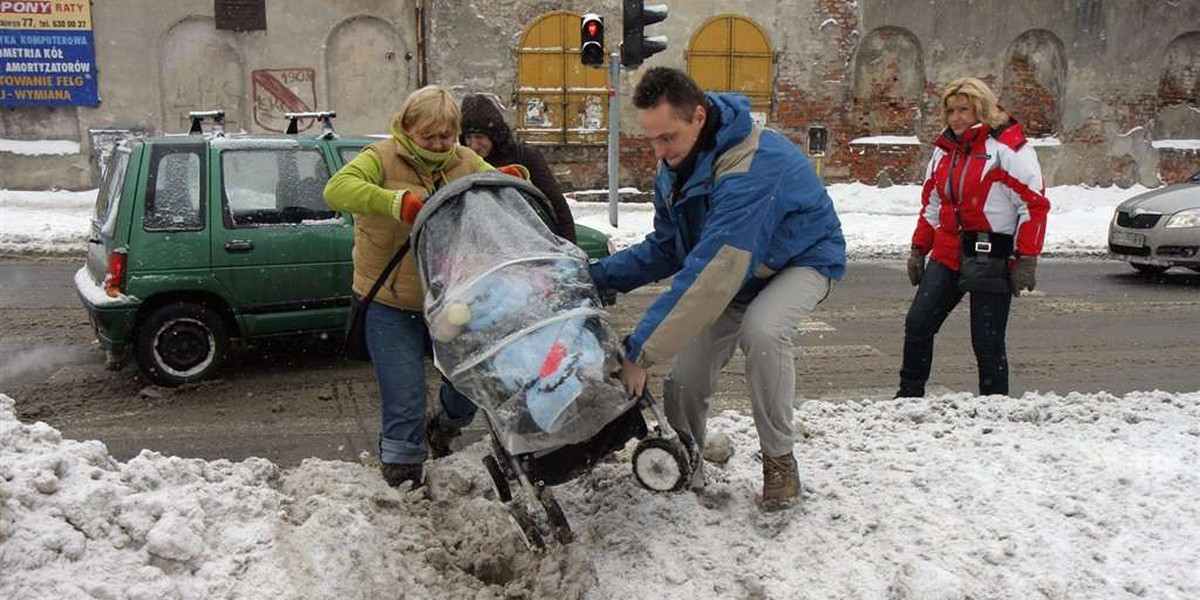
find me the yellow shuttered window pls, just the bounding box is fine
[517,11,609,145]
[686,15,773,122]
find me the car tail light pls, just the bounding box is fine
[103,249,128,297]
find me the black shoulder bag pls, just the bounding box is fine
[343,239,411,361]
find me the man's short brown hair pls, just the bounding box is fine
[632,67,706,122]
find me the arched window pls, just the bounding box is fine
[160,17,245,133]
[686,15,773,120]
[1000,29,1067,138]
[1160,31,1200,105]
[851,26,924,136]
[326,16,409,136]
[516,11,608,144]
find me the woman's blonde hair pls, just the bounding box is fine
[393,85,461,136]
[940,77,1008,129]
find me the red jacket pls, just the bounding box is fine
[912,120,1050,271]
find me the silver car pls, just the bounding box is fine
[1109,171,1200,274]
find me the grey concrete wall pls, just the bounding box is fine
[2,0,419,190]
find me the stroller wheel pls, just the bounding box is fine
[482,455,513,503]
[632,437,692,492]
[537,487,575,544]
[507,503,546,552]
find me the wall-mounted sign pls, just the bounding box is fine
[0,1,99,107]
[252,68,317,132]
[215,0,266,32]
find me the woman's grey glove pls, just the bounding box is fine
[1011,255,1037,297]
[906,248,927,286]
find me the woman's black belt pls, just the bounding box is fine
[961,231,1014,258]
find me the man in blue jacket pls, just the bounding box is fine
[590,67,846,511]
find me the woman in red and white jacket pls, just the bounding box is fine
[897,77,1050,398]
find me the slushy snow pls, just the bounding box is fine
[3,390,1197,600]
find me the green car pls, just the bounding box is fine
[76,112,614,387]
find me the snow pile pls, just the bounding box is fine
[1151,140,1200,151]
[574,183,1141,259]
[0,183,1148,257]
[4,390,1198,599]
[0,139,80,156]
[0,189,96,256]
[849,135,922,145]
[826,183,1142,259]
[0,393,593,600]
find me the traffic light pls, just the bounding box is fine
[621,0,668,68]
[581,13,605,66]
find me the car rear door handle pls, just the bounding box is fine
[224,239,254,253]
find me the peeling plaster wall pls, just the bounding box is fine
[862,0,1200,187]
[3,0,1197,191]
[426,0,851,190]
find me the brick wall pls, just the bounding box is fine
[1159,150,1200,184]
[538,132,659,193]
[538,4,1200,192]
[1003,54,1059,138]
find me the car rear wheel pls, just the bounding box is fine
[1130,263,1169,275]
[136,302,228,387]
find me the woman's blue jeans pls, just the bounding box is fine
[899,260,1012,397]
[365,301,477,465]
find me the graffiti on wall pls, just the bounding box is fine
[252,68,317,132]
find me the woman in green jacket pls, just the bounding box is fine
[324,85,496,488]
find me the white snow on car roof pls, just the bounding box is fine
[209,137,302,150]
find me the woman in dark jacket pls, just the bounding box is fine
[460,93,577,242]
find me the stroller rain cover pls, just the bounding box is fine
[412,173,636,456]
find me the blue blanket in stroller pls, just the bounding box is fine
[412,173,636,456]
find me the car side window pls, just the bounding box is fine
[144,146,204,231]
[95,149,131,236]
[221,149,337,228]
[338,146,366,165]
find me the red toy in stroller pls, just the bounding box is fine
[411,172,696,550]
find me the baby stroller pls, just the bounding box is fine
[411,172,696,550]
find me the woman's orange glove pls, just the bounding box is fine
[497,164,530,180]
[392,189,424,225]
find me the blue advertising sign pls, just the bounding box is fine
[0,1,98,107]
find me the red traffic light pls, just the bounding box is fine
[581,13,605,67]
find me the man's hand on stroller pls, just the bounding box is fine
[619,356,648,397]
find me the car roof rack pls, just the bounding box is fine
[188,110,226,137]
[284,111,338,138]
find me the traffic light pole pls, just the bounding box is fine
[607,52,621,228]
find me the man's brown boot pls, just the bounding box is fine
[761,452,801,511]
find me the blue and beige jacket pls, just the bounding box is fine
[589,92,846,368]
